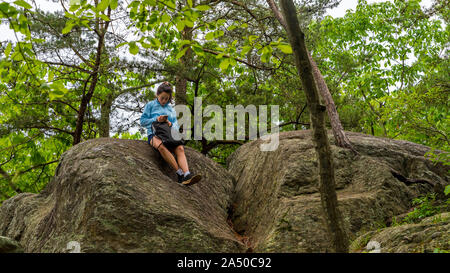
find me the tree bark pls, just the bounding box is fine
[175,0,195,106]
[266,0,355,153]
[309,56,357,152]
[98,94,113,138]
[279,0,349,253]
[73,7,111,145]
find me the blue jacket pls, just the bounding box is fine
[140,98,179,136]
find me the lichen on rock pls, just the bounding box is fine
[0,138,243,253]
[0,131,448,253]
[226,130,449,252]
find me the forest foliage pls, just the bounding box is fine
[0,0,448,204]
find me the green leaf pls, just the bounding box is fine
[205,32,214,40]
[97,0,110,12]
[219,58,231,71]
[4,42,12,57]
[69,4,80,12]
[150,38,161,49]
[261,52,270,63]
[14,0,32,10]
[148,13,159,27]
[116,42,127,48]
[110,0,118,10]
[64,11,77,19]
[192,44,204,56]
[227,24,237,31]
[140,42,152,49]
[176,20,185,31]
[277,43,292,54]
[217,19,226,26]
[248,35,258,44]
[187,0,193,8]
[445,185,450,196]
[207,23,216,30]
[184,19,194,28]
[129,42,139,55]
[216,30,224,38]
[31,151,45,165]
[62,22,74,34]
[49,82,68,100]
[262,45,271,54]
[0,3,10,14]
[47,70,54,83]
[161,13,170,23]
[99,14,110,21]
[178,40,191,47]
[166,0,176,10]
[11,52,23,61]
[50,90,65,99]
[195,5,210,11]
[241,45,252,55]
[176,46,189,59]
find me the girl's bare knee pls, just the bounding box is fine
[175,145,184,152]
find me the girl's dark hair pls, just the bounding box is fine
[156,81,174,104]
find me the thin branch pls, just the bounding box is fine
[266,0,287,29]
[43,61,91,74]
[17,160,59,176]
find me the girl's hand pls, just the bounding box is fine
[167,121,172,127]
[157,115,168,122]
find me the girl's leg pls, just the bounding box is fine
[150,136,179,171]
[174,145,189,173]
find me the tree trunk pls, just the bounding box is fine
[73,8,111,145]
[266,0,355,153]
[309,55,356,153]
[175,76,188,105]
[174,0,195,106]
[279,0,349,253]
[98,94,113,138]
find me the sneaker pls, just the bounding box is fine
[181,172,202,186]
[177,173,184,184]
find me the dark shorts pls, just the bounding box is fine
[148,134,183,152]
[147,134,155,145]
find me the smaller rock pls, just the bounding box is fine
[431,232,442,239]
[351,212,450,253]
[0,236,24,253]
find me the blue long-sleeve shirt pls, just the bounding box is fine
[140,98,179,136]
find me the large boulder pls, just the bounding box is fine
[226,130,449,252]
[0,130,448,253]
[350,212,450,253]
[0,138,244,253]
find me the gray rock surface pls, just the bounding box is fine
[226,130,448,252]
[0,130,448,253]
[351,212,450,253]
[0,138,243,252]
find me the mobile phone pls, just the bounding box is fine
[160,115,168,121]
